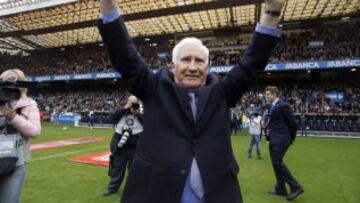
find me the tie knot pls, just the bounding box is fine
[188,92,196,101]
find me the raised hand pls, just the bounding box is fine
[265,0,286,11]
[261,0,286,27]
[100,0,119,14]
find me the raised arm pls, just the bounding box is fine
[98,0,156,101]
[221,0,285,107]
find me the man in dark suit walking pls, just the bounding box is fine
[265,86,304,201]
[97,1,286,202]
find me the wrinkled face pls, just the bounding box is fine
[173,45,208,90]
[265,91,277,104]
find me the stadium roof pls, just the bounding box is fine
[0,0,359,51]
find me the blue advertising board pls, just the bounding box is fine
[26,58,360,82]
[56,112,81,124]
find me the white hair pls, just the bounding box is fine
[172,37,209,64]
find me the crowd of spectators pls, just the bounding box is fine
[1,22,359,76]
[34,89,128,115]
[238,84,360,116]
[32,82,359,121]
[0,48,113,75]
[271,23,360,62]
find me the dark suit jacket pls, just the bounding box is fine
[268,100,298,146]
[98,17,278,203]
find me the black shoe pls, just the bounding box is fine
[102,190,117,196]
[257,157,263,160]
[268,190,287,196]
[286,188,304,201]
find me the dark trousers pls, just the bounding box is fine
[269,144,301,194]
[230,122,238,135]
[89,118,94,127]
[107,147,135,192]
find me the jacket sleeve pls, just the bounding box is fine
[282,104,298,141]
[138,113,144,125]
[111,108,126,124]
[220,32,279,107]
[10,99,41,138]
[97,17,156,101]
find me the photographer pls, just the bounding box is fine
[0,69,41,203]
[103,95,143,196]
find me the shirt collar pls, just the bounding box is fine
[272,98,279,106]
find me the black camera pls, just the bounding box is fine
[0,88,21,105]
[0,81,30,105]
[131,103,140,110]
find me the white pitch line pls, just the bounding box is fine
[30,145,109,162]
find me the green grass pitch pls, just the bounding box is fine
[22,123,360,203]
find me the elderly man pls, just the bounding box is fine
[97,0,285,202]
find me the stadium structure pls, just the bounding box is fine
[0,0,359,137]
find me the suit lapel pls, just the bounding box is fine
[196,86,211,121]
[172,84,194,123]
[165,70,194,123]
[170,71,215,124]
[171,83,212,124]
[269,101,281,121]
[196,74,217,121]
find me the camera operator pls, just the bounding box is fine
[103,95,143,196]
[0,69,41,203]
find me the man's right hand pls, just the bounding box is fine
[100,0,118,14]
[265,0,286,11]
[260,0,286,27]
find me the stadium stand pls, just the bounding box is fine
[1,22,359,75]
[29,78,360,134]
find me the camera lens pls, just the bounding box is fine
[132,103,140,110]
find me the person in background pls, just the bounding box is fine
[88,110,95,129]
[260,113,268,141]
[230,110,239,135]
[265,86,304,201]
[247,112,262,159]
[0,69,41,203]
